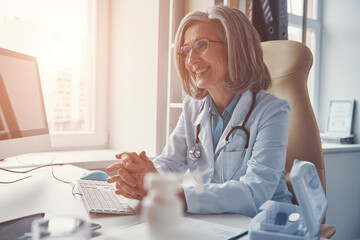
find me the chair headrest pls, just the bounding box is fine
[262,40,313,80]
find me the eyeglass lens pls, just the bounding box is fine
[179,39,209,60]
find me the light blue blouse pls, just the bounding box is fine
[209,94,241,156]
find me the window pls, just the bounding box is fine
[0,0,109,148]
[287,0,321,116]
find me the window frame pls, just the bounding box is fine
[288,0,322,118]
[50,0,109,150]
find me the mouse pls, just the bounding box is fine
[81,170,109,181]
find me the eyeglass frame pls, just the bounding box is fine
[177,38,224,60]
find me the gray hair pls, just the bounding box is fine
[174,4,271,99]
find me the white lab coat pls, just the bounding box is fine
[153,90,293,217]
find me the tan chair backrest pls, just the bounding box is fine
[262,40,326,200]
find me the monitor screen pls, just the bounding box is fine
[0,48,50,160]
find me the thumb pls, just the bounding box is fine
[139,151,157,172]
[139,151,148,161]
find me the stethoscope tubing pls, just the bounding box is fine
[189,92,257,161]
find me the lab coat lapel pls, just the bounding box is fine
[193,96,214,165]
[215,90,254,154]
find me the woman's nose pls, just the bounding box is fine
[186,49,200,65]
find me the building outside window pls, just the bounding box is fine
[0,0,108,148]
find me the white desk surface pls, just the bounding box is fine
[0,149,120,170]
[0,164,252,239]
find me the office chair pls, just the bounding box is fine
[262,40,336,239]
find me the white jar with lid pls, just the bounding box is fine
[141,173,183,233]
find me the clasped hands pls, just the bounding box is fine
[106,151,158,200]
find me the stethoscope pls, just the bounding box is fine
[189,92,257,161]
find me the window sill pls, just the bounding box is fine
[322,143,360,154]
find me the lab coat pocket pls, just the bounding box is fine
[222,150,245,181]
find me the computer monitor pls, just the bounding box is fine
[0,48,50,160]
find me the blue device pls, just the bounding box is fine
[80,170,109,181]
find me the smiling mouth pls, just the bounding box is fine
[194,67,209,77]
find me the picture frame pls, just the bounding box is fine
[326,100,355,135]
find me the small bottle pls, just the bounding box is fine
[142,173,183,233]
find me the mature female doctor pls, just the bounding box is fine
[106,4,292,217]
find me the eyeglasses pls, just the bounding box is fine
[178,38,224,60]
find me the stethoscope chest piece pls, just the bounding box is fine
[188,92,256,162]
[189,144,201,160]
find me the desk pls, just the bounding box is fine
[0,149,120,170]
[0,164,252,239]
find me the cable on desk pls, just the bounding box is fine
[0,175,32,184]
[0,163,65,173]
[0,163,63,184]
[0,160,82,196]
[50,163,82,197]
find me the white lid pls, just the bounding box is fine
[290,160,328,237]
[144,173,181,192]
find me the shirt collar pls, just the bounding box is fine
[209,94,241,117]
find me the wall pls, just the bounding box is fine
[324,148,360,240]
[318,0,360,143]
[108,0,160,156]
[319,2,360,239]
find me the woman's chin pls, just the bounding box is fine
[195,79,207,89]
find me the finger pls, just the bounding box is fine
[139,151,148,162]
[106,162,126,173]
[118,168,137,188]
[139,151,153,168]
[137,187,147,198]
[115,190,142,200]
[124,162,147,172]
[114,189,127,197]
[115,181,122,189]
[115,181,145,200]
[121,152,145,165]
[107,175,120,184]
[137,151,154,171]
[117,180,143,198]
[115,152,135,160]
[115,152,132,159]
[107,175,128,185]
[139,151,157,172]
[113,186,139,199]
